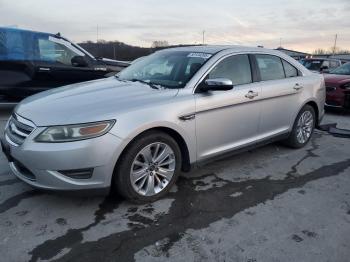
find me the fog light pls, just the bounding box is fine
[59,168,94,179]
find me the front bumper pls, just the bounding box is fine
[1,129,123,191]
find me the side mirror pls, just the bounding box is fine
[200,78,233,92]
[71,56,88,67]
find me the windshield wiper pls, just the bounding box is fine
[130,79,161,90]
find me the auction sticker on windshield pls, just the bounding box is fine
[187,53,212,59]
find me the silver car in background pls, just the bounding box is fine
[1,46,325,202]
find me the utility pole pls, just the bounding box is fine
[332,34,338,55]
[202,30,205,45]
[96,25,99,43]
[113,44,116,60]
[279,38,282,48]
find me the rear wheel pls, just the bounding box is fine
[284,105,315,148]
[114,131,181,203]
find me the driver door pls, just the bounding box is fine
[195,54,262,161]
[33,35,100,90]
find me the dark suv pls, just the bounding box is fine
[300,58,341,73]
[0,27,129,103]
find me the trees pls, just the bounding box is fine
[313,47,350,55]
[151,41,169,48]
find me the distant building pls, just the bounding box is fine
[275,47,310,60]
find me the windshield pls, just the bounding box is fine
[329,62,350,75]
[117,50,212,88]
[300,59,323,71]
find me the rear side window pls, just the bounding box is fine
[282,60,298,78]
[256,54,285,81]
[208,54,252,85]
[0,28,37,61]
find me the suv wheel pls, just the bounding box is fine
[114,131,182,203]
[284,105,315,148]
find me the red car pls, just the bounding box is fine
[324,62,350,109]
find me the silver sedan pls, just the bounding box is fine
[1,46,325,202]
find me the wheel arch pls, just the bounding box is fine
[112,126,192,183]
[304,100,320,126]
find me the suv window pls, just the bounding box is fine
[208,54,252,85]
[282,60,298,78]
[329,61,339,68]
[256,54,285,81]
[37,37,84,66]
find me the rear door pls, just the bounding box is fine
[253,54,303,137]
[0,28,37,102]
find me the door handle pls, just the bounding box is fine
[245,90,258,99]
[293,83,303,90]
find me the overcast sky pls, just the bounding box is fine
[1,0,349,52]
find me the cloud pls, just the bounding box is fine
[0,0,349,52]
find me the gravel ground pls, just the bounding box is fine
[0,109,349,262]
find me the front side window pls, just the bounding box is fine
[256,54,285,81]
[208,54,252,85]
[37,37,85,66]
[282,60,298,78]
[118,51,211,88]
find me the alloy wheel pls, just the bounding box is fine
[130,142,176,196]
[296,110,314,144]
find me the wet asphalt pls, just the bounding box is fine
[0,110,350,262]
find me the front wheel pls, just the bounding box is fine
[283,105,316,148]
[114,131,182,203]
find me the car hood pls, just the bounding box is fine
[324,73,350,85]
[15,77,179,126]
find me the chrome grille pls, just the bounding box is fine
[5,114,35,146]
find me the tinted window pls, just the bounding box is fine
[38,37,85,66]
[208,54,252,85]
[0,28,37,61]
[256,54,285,81]
[282,60,298,78]
[301,59,322,71]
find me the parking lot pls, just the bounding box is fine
[0,109,350,262]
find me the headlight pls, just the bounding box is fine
[35,120,115,142]
[342,83,350,90]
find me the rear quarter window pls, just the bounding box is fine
[282,60,298,78]
[256,54,285,81]
[0,29,37,61]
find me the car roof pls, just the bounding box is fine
[160,45,275,54]
[302,58,340,61]
[0,27,62,39]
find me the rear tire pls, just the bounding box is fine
[114,131,182,203]
[283,105,315,148]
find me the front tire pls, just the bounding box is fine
[114,131,182,203]
[284,105,316,148]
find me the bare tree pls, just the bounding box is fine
[151,41,169,48]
